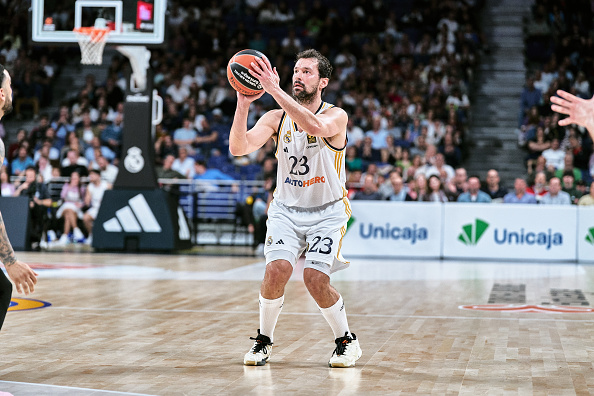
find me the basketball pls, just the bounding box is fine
[227,49,267,96]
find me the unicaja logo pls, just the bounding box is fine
[458,218,489,246]
[586,227,594,245]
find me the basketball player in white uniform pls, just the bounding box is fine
[229,50,362,367]
[0,64,38,330]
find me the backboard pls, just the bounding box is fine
[30,0,166,46]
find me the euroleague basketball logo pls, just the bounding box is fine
[124,146,145,173]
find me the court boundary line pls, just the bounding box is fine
[49,306,594,323]
[0,380,156,395]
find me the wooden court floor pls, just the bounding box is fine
[1,251,594,395]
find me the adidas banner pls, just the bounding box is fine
[341,202,442,258]
[577,207,594,262]
[443,204,577,261]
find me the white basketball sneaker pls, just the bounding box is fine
[328,332,362,368]
[244,330,273,366]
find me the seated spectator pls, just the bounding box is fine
[526,171,549,203]
[365,116,389,150]
[352,174,382,200]
[157,155,186,179]
[555,152,582,181]
[345,146,362,172]
[173,118,198,153]
[84,136,115,164]
[527,155,555,185]
[55,171,86,245]
[82,169,111,246]
[194,118,219,159]
[526,126,550,172]
[37,155,53,183]
[193,160,235,182]
[482,169,508,201]
[28,113,50,149]
[60,132,85,163]
[75,111,101,148]
[578,181,594,206]
[439,131,462,168]
[540,177,571,205]
[100,113,123,156]
[51,105,75,145]
[381,172,408,201]
[171,147,196,179]
[34,139,60,163]
[13,166,52,245]
[0,167,14,196]
[93,155,118,184]
[11,144,35,176]
[7,129,27,163]
[154,133,178,166]
[424,175,448,202]
[406,174,428,202]
[541,138,565,170]
[504,178,537,204]
[425,153,455,183]
[360,136,382,165]
[457,176,492,203]
[561,172,582,204]
[61,149,89,177]
[346,118,365,149]
[446,167,468,200]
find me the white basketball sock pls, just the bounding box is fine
[319,296,350,339]
[259,294,284,342]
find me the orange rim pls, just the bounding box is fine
[73,27,110,42]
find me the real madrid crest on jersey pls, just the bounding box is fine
[307,134,317,144]
[283,130,292,143]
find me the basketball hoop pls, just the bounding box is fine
[73,27,110,65]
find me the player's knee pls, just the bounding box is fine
[303,267,329,294]
[264,260,293,286]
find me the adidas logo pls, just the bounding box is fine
[283,147,289,153]
[103,194,162,233]
[586,227,594,245]
[458,218,489,246]
[275,239,284,245]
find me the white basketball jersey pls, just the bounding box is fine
[273,102,348,208]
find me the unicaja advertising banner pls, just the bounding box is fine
[341,202,442,258]
[443,204,577,261]
[577,206,594,262]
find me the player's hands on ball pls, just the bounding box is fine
[249,56,280,94]
[6,260,38,295]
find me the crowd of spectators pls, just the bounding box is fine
[517,0,594,202]
[2,0,594,250]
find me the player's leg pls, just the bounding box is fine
[303,266,361,367]
[0,268,13,330]
[303,200,361,367]
[244,200,303,366]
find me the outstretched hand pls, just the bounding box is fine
[550,90,594,131]
[248,56,280,94]
[5,261,38,295]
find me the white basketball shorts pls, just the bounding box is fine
[264,198,351,274]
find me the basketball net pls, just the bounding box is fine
[73,27,110,65]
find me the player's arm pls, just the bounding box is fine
[229,94,280,156]
[0,212,37,294]
[551,90,594,140]
[249,56,348,139]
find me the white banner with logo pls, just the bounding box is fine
[341,202,442,258]
[577,206,594,262]
[443,204,577,261]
